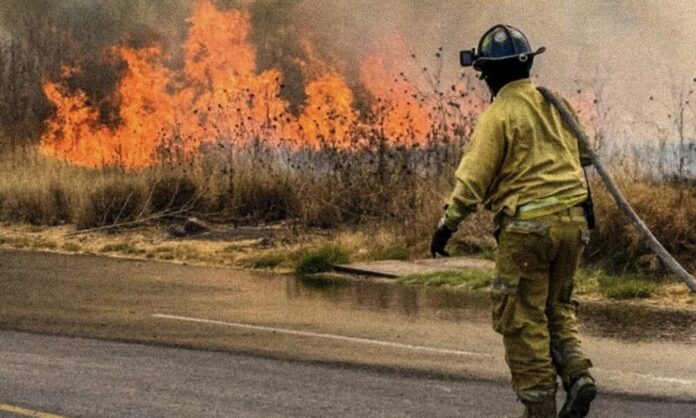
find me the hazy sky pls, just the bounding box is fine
[298,0,696,136]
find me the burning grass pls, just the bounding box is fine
[36,0,486,170]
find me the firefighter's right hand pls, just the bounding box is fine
[430,219,454,258]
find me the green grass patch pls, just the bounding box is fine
[576,267,660,300]
[399,269,493,289]
[597,274,659,300]
[574,268,602,295]
[479,247,497,261]
[450,242,497,261]
[295,245,349,275]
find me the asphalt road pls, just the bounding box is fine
[0,249,695,417]
[0,331,694,418]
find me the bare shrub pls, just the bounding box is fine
[228,167,300,222]
[149,173,198,214]
[74,177,147,230]
[0,182,71,225]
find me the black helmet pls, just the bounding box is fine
[460,25,545,71]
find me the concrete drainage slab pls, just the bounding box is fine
[334,257,495,278]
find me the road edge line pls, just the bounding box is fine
[152,313,493,358]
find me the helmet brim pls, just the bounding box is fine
[473,46,546,71]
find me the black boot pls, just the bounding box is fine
[559,375,596,418]
[520,394,557,418]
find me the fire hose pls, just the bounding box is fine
[538,86,696,294]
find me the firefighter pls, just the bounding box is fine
[430,25,596,417]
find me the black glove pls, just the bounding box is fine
[430,221,454,258]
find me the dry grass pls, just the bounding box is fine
[0,221,420,273]
[1,148,695,285]
[0,147,453,234]
[590,176,696,272]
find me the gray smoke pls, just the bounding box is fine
[295,0,695,119]
[1,0,694,143]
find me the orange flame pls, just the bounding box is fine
[43,47,176,169]
[291,41,357,148]
[41,82,112,167]
[40,0,443,169]
[42,1,292,169]
[296,73,356,148]
[177,1,289,150]
[359,38,432,145]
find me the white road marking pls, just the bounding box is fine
[595,368,695,386]
[152,314,696,388]
[152,314,493,358]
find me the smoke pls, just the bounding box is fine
[293,0,696,112]
[1,0,695,140]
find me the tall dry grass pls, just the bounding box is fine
[1,145,694,272]
[0,144,455,239]
[590,176,696,272]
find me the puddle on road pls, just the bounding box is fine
[578,302,696,343]
[4,249,692,346]
[288,275,491,321]
[285,275,696,344]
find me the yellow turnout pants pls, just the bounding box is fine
[492,207,593,402]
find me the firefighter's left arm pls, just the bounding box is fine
[443,111,506,230]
